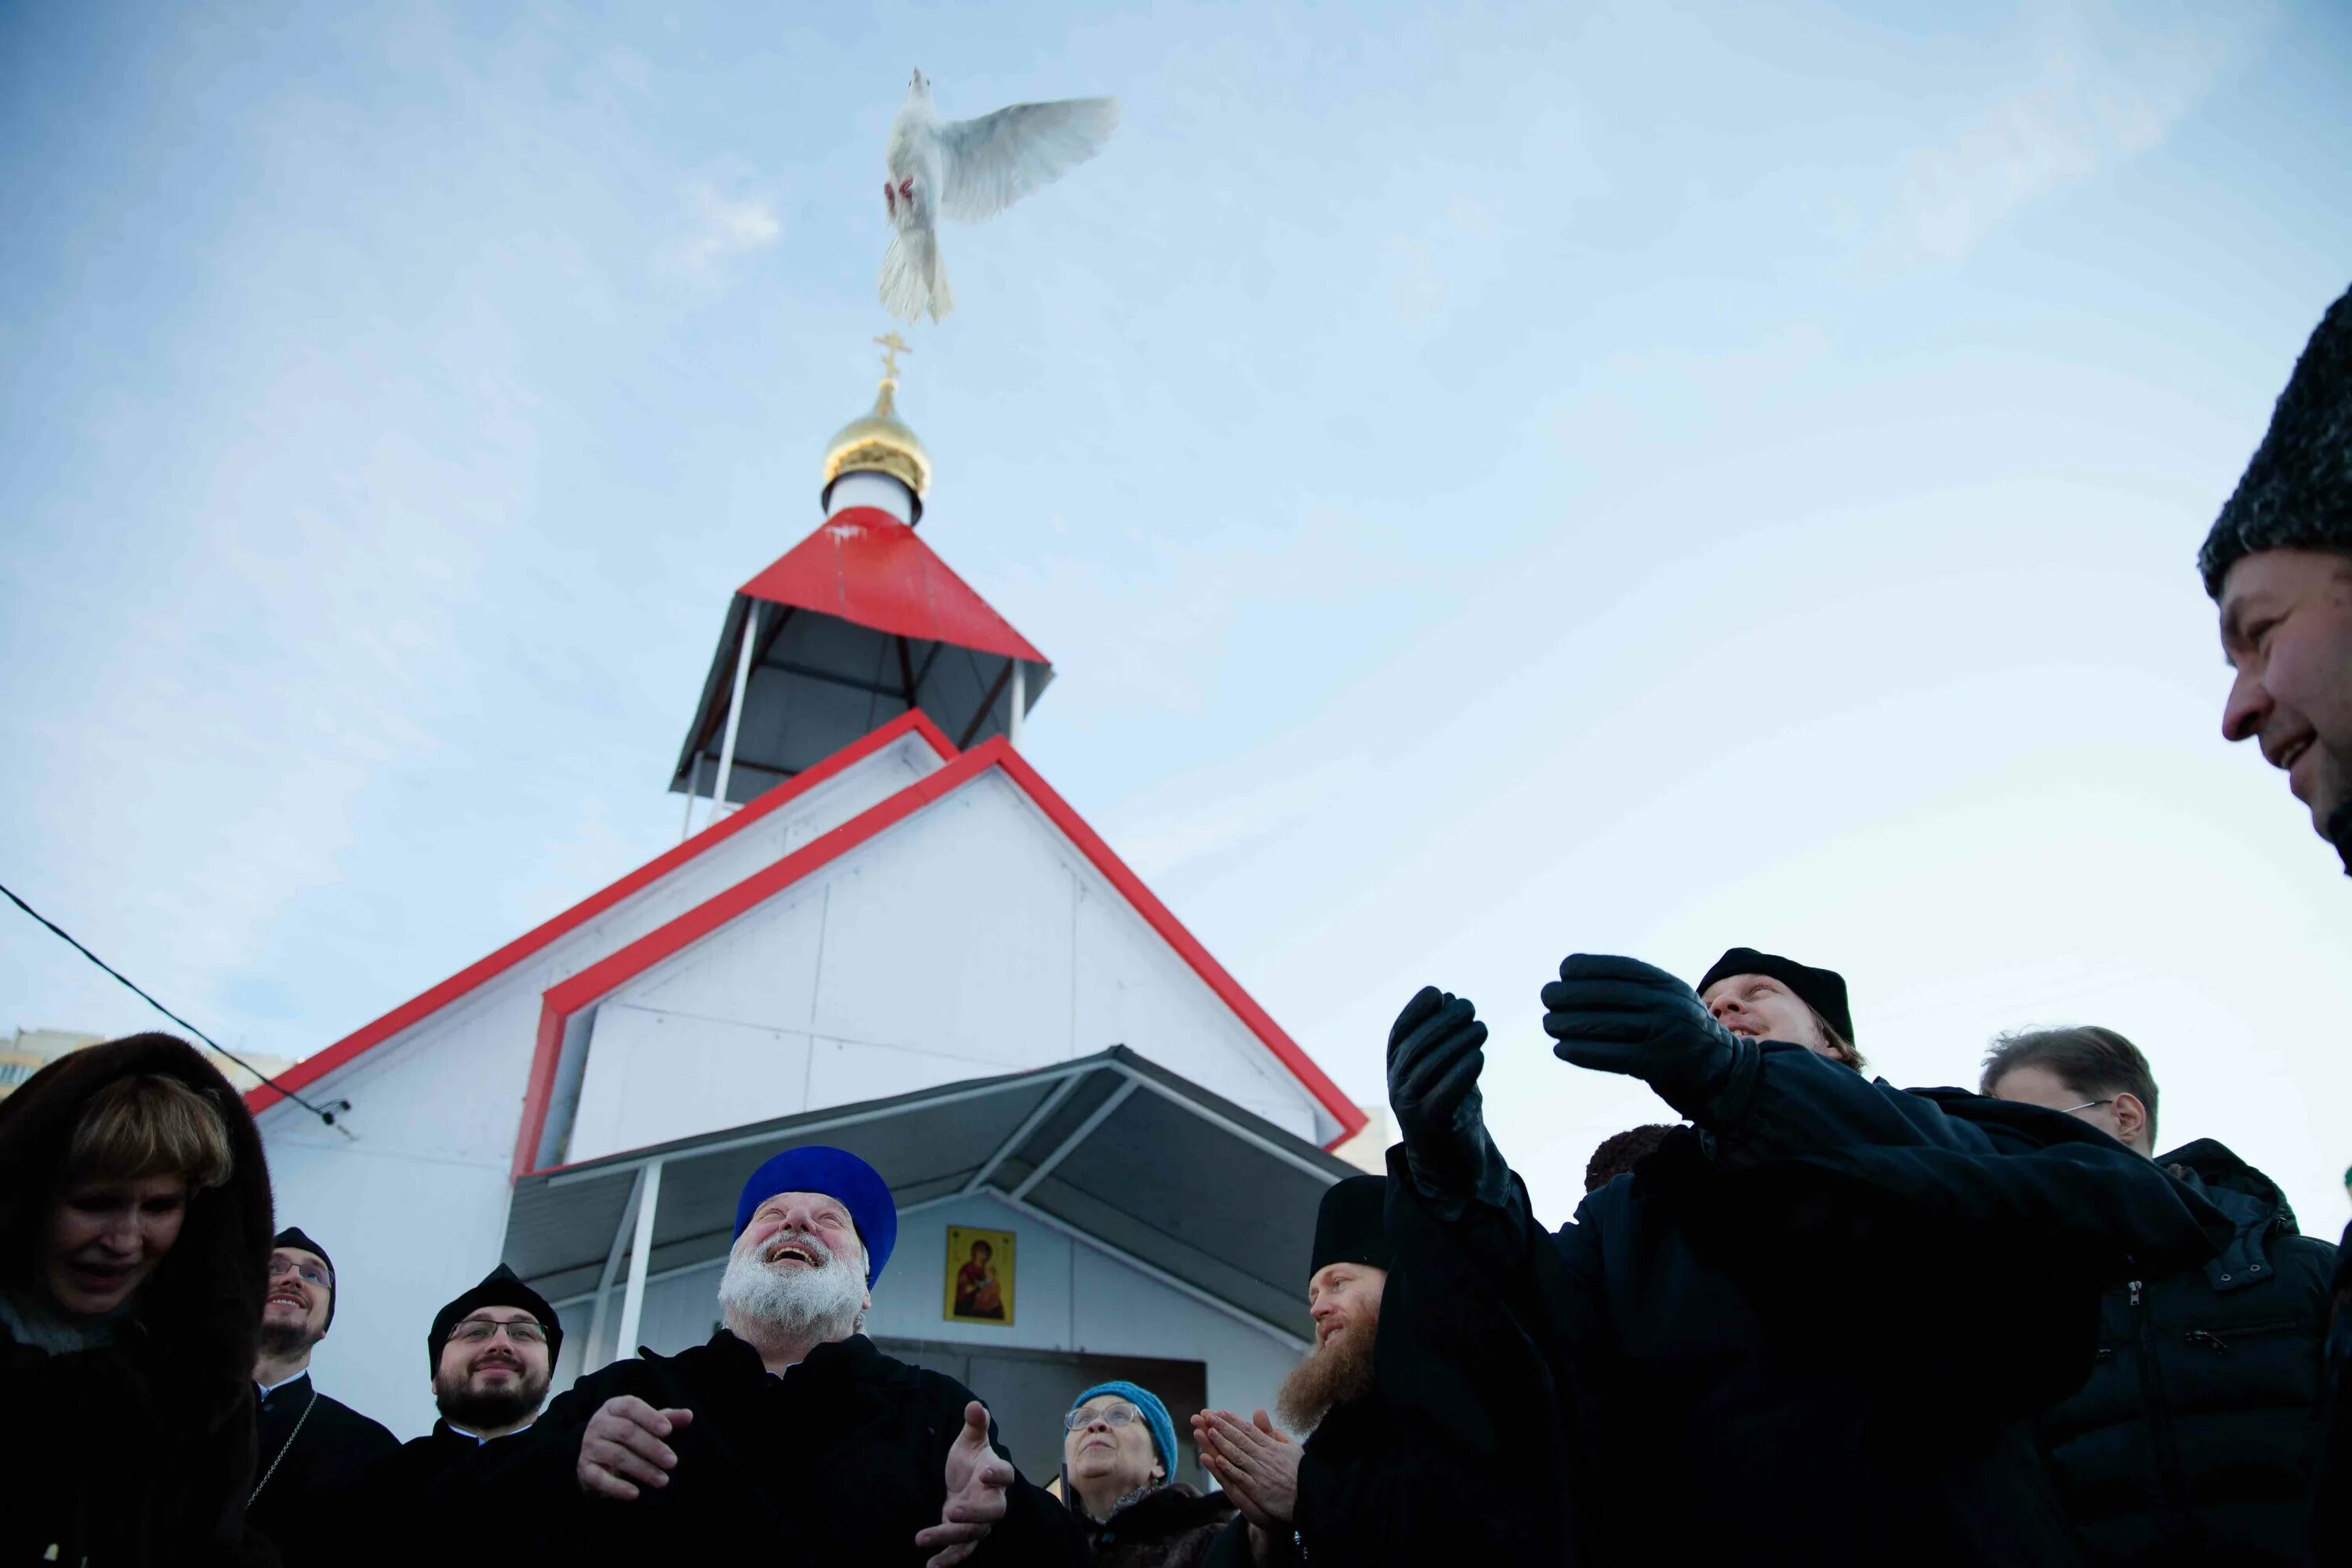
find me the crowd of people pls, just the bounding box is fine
[4,281,2349,1566]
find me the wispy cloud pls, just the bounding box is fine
[1897,1,2266,260]
[661,180,782,280]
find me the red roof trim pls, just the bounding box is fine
[739,506,1048,665]
[245,710,958,1116]
[513,739,1367,1174]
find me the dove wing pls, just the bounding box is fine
[933,96,1120,223]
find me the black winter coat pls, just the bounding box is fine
[246,1374,399,1566]
[1511,1044,2233,1566]
[2310,1224,2352,1566]
[1074,1483,1235,1567]
[350,1419,529,1565]
[2032,1139,2335,1566]
[481,1328,1086,1565]
[0,1034,279,1567]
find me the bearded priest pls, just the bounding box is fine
[492,1145,1085,1565]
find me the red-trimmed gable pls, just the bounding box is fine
[245,710,957,1116]
[740,507,1047,666]
[514,738,1367,1173]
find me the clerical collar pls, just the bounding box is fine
[445,1419,532,1445]
[257,1369,312,1398]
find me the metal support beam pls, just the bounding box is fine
[957,658,1016,750]
[677,754,704,844]
[1007,660,1026,749]
[960,1073,1086,1195]
[1010,1080,1137,1203]
[613,1158,663,1361]
[710,604,760,823]
[578,1166,645,1384]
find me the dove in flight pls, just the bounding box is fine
[880,69,1120,323]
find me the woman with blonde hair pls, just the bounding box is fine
[0,1032,277,1564]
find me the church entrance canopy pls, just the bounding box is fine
[503,1046,1359,1363]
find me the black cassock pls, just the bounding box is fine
[247,1374,400,1567]
[1200,1158,1576,1566]
[474,1328,1087,1565]
[349,1420,534,1565]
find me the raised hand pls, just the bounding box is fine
[1385,986,1494,1204]
[1541,954,1740,1114]
[576,1396,695,1501]
[1191,1407,1300,1528]
[915,1401,1013,1567]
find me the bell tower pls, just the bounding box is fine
[670,338,1053,834]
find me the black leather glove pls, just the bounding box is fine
[1540,954,1742,1117]
[1386,986,1509,1212]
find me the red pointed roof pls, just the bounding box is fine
[740,507,1046,665]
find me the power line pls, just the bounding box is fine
[0,879,346,1127]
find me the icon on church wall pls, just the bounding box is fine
[944,1225,1015,1325]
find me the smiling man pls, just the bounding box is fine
[247,1226,398,1568]
[503,1144,1083,1566]
[2205,284,2352,877]
[2198,279,2352,1564]
[356,1265,563,1562]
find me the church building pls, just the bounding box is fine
[248,342,1369,1482]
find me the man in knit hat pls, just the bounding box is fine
[2198,281,2352,1562]
[1381,961,2232,1564]
[248,1226,399,1568]
[495,1144,1084,1563]
[355,1265,564,1559]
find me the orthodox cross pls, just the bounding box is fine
[874,331,912,384]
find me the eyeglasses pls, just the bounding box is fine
[1063,1403,1142,1432]
[2058,1098,2114,1116]
[267,1258,332,1290]
[447,1318,549,1345]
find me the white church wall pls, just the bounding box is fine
[553,1192,1303,1439]
[254,732,946,1439]
[556,768,1330,1162]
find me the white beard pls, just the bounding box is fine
[717,1229,867,1342]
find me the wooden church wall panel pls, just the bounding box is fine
[563,1005,815,1166]
[800,1034,1028,1115]
[1065,882,1318,1143]
[604,877,830,1036]
[803,775,1081,1072]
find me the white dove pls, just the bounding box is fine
[880,69,1120,323]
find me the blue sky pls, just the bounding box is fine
[5,0,2351,1232]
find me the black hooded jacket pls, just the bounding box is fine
[2031,1139,2335,1565]
[1495,1044,2233,1566]
[0,1034,278,1566]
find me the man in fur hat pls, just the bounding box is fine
[2198,281,2352,1562]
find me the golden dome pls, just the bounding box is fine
[821,376,931,501]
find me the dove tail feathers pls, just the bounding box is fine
[880,230,954,324]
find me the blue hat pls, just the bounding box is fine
[1069,1381,1178,1483]
[733,1145,897,1286]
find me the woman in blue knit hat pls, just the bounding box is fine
[1062,1380,1235,1566]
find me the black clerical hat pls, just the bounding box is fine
[1698,948,1855,1047]
[1308,1174,1393,1281]
[427,1265,564,1372]
[273,1226,336,1330]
